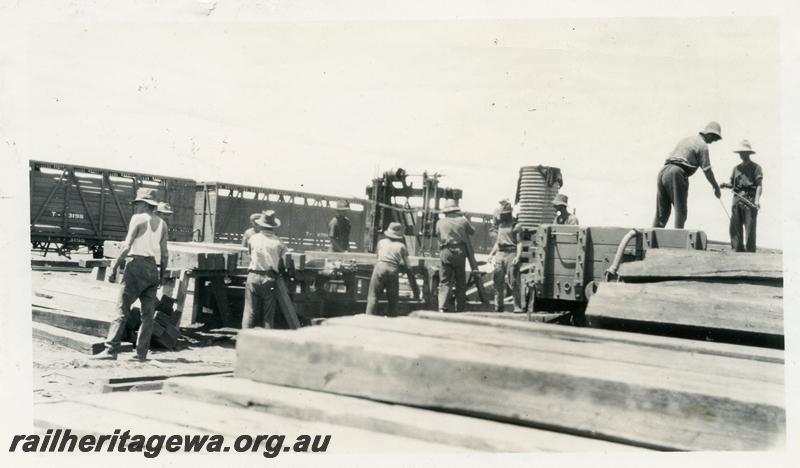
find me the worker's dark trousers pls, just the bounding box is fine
[366,262,400,317]
[653,164,690,229]
[105,257,159,358]
[729,200,758,252]
[438,245,467,312]
[492,251,521,312]
[242,272,278,329]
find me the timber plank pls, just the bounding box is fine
[34,400,216,437]
[291,251,437,269]
[103,241,228,271]
[409,311,783,364]
[235,326,784,451]
[164,376,643,452]
[49,393,465,452]
[32,306,110,337]
[322,315,783,384]
[584,281,783,348]
[32,322,131,355]
[616,249,782,281]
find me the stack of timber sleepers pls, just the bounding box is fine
[33,313,783,451]
[103,240,446,325]
[229,314,784,451]
[31,273,182,354]
[585,249,784,348]
[104,240,246,327]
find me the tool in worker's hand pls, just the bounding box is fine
[721,186,759,210]
[464,241,489,305]
[732,191,759,210]
[718,198,731,221]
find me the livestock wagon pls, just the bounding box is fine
[29,160,195,257]
[193,182,369,252]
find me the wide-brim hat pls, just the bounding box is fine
[384,222,404,240]
[700,121,722,139]
[254,210,281,229]
[552,193,569,207]
[733,139,756,154]
[132,187,159,206]
[249,212,262,222]
[156,202,174,214]
[442,199,461,213]
[334,200,350,211]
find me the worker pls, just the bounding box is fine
[93,188,168,361]
[155,202,173,241]
[552,194,579,225]
[366,222,410,317]
[435,199,476,312]
[491,199,513,229]
[653,121,723,228]
[242,212,262,246]
[328,200,351,252]
[721,140,763,252]
[487,204,523,312]
[242,210,288,329]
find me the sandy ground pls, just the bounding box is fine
[32,329,235,404]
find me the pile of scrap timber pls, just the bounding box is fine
[35,313,784,451]
[585,248,784,348]
[31,272,183,354]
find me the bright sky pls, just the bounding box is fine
[15,16,782,247]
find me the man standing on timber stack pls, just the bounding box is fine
[436,199,477,312]
[328,201,351,252]
[242,211,288,329]
[721,140,763,252]
[242,212,261,246]
[552,194,579,225]
[93,188,168,361]
[366,222,410,317]
[653,121,723,228]
[487,203,523,312]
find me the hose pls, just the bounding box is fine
[605,229,639,280]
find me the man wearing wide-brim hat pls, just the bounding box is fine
[435,199,476,312]
[242,212,263,246]
[366,222,411,317]
[653,121,724,229]
[552,193,579,225]
[720,139,763,252]
[328,200,352,252]
[155,202,173,232]
[242,210,288,329]
[93,187,168,361]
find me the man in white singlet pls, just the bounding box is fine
[93,188,169,361]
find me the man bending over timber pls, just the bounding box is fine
[93,188,168,361]
[653,121,723,229]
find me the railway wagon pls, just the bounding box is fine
[194,182,496,254]
[193,182,369,252]
[29,160,195,256]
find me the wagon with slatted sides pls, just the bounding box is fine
[29,160,195,257]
